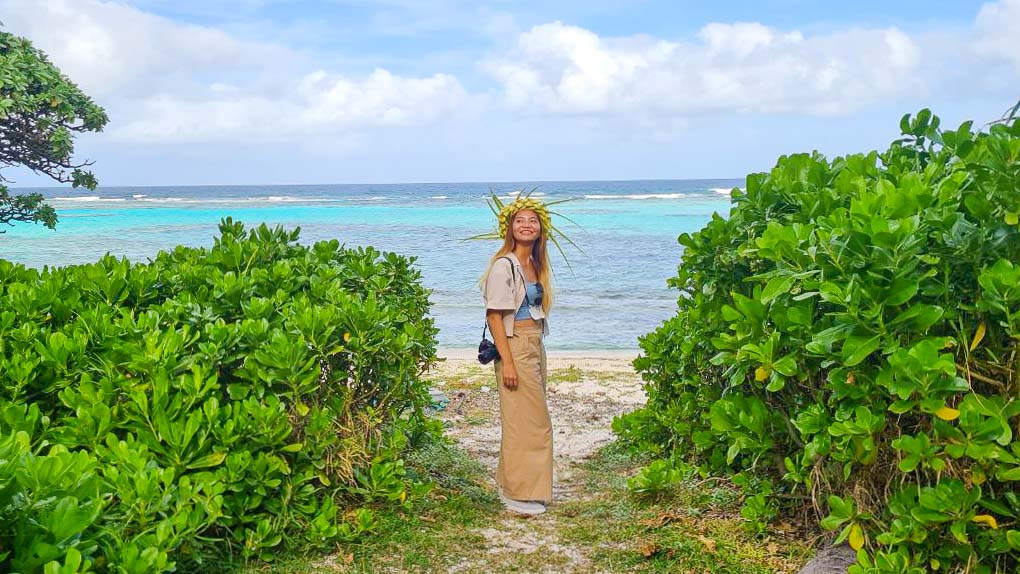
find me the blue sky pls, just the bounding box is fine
[2,0,1018,186]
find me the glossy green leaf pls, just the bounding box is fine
[842,335,881,367]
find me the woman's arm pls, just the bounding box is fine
[486,309,517,389]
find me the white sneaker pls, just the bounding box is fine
[499,490,546,515]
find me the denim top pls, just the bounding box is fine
[514,282,541,320]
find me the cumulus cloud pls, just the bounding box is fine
[115,69,469,141]
[0,0,473,142]
[2,0,1017,147]
[973,0,1020,73]
[485,21,922,117]
[0,0,289,98]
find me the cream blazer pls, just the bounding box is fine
[482,252,549,337]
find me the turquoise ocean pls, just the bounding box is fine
[0,180,738,350]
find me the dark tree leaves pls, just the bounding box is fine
[0,29,108,232]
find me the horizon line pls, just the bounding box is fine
[8,175,746,190]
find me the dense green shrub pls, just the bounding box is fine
[618,111,1020,572]
[0,219,438,572]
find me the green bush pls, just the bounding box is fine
[0,219,438,572]
[617,111,1020,572]
[626,458,689,495]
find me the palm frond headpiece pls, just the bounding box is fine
[467,188,583,269]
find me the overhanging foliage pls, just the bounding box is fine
[0,29,108,231]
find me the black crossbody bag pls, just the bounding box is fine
[478,257,515,364]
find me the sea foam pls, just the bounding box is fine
[583,193,689,200]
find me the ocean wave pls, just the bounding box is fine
[50,196,99,202]
[583,193,690,200]
[711,187,742,195]
[50,196,126,202]
[430,195,448,200]
[126,196,342,205]
[50,194,359,205]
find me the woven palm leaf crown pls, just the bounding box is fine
[497,196,550,239]
[467,189,582,269]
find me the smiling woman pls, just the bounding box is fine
[478,191,566,515]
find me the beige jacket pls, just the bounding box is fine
[482,252,549,337]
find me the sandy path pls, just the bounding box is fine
[429,349,647,573]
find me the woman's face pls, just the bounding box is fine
[511,209,542,243]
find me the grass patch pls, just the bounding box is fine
[547,366,639,387]
[548,365,584,383]
[428,363,493,392]
[339,438,500,573]
[247,440,814,574]
[556,442,813,573]
[243,437,499,574]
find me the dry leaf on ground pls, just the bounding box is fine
[639,540,660,557]
[695,534,717,553]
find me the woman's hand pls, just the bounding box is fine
[501,361,518,390]
[486,309,516,389]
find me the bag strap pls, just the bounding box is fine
[499,256,515,283]
[482,256,517,330]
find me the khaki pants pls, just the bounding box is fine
[494,324,553,502]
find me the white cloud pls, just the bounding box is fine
[0,0,473,142]
[974,0,1020,73]
[0,0,291,98]
[2,0,1018,149]
[485,21,922,117]
[115,69,470,141]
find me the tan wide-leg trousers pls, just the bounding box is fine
[494,324,553,502]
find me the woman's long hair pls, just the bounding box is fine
[481,209,554,314]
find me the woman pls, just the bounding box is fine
[481,199,556,516]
